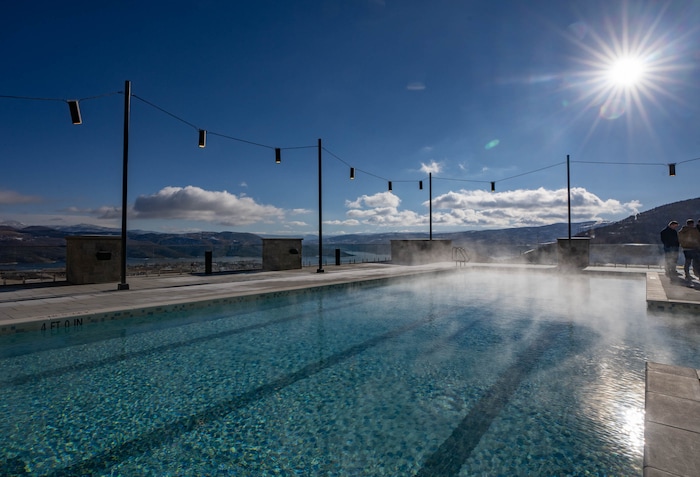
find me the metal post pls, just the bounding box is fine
[567,154,571,241]
[317,138,324,273]
[118,80,131,290]
[429,172,433,241]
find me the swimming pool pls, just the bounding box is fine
[1,270,699,476]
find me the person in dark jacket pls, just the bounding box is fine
[660,220,680,279]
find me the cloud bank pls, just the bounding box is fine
[0,189,41,205]
[344,187,640,229]
[132,186,284,226]
[5,185,640,234]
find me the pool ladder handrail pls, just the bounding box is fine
[452,247,470,266]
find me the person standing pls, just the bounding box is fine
[660,220,680,279]
[677,219,700,281]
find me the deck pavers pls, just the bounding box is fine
[645,362,700,477]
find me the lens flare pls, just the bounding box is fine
[485,139,500,150]
[600,98,625,120]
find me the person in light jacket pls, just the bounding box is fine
[677,219,700,281]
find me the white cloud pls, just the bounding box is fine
[342,187,640,230]
[406,82,426,91]
[0,189,41,205]
[345,191,401,209]
[430,187,640,227]
[66,206,121,219]
[345,192,425,227]
[290,208,312,215]
[132,185,284,226]
[325,219,360,226]
[420,160,442,174]
[347,208,424,226]
[0,212,118,228]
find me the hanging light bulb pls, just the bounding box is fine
[350,167,355,179]
[388,181,392,191]
[67,100,82,124]
[275,148,281,163]
[669,163,676,176]
[491,181,495,192]
[198,130,206,148]
[419,180,423,190]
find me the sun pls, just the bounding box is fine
[607,56,646,88]
[564,2,694,127]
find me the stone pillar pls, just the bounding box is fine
[65,236,121,284]
[262,238,303,271]
[557,237,590,270]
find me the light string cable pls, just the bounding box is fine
[0,91,121,103]
[569,157,697,167]
[571,157,700,175]
[322,147,391,182]
[432,176,491,185]
[677,156,700,165]
[571,159,666,166]
[324,146,451,189]
[494,161,567,185]
[130,93,315,151]
[1,90,120,125]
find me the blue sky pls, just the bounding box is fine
[1,0,699,236]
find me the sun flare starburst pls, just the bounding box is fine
[564,2,696,130]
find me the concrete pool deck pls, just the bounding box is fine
[645,362,700,477]
[1,261,699,475]
[0,262,476,334]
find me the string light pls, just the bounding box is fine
[1,92,118,125]
[198,129,206,148]
[67,100,82,124]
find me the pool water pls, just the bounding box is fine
[1,270,699,476]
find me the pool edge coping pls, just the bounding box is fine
[0,267,459,335]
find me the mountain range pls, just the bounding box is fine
[2,196,699,264]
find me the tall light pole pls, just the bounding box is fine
[567,154,571,241]
[317,138,324,273]
[118,80,131,290]
[429,172,433,241]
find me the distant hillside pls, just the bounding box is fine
[319,223,592,246]
[580,197,700,244]
[0,225,263,264]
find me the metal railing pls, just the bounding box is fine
[452,247,470,266]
